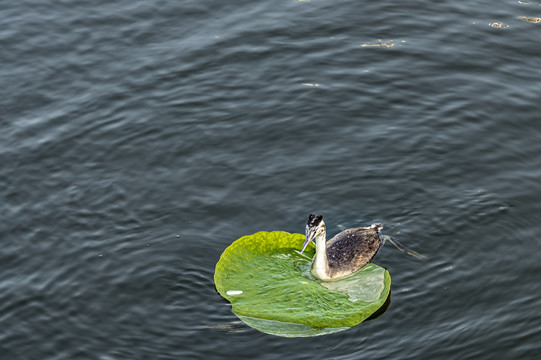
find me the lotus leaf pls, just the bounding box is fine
[214,231,390,336]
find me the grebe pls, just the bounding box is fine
[301,214,383,281]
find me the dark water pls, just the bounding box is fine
[2,0,541,358]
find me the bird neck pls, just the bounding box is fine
[311,229,331,280]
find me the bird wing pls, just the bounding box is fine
[325,228,382,272]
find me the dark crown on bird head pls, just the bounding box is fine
[307,214,323,227]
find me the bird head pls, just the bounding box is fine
[301,213,325,253]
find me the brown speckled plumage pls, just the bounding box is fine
[323,227,381,278]
[303,214,383,280]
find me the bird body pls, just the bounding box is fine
[301,214,383,281]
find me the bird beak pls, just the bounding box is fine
[301,228,316,254]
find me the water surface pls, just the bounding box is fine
[2,0,541,359]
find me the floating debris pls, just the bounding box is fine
[361,40,394,48]
[518,16,541,22]
[301,83,320,87]
[489,22,509,28]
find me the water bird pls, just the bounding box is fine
[301,214,383,281]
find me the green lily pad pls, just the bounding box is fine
[214,231,391,337]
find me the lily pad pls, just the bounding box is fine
[214,231,391,336]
